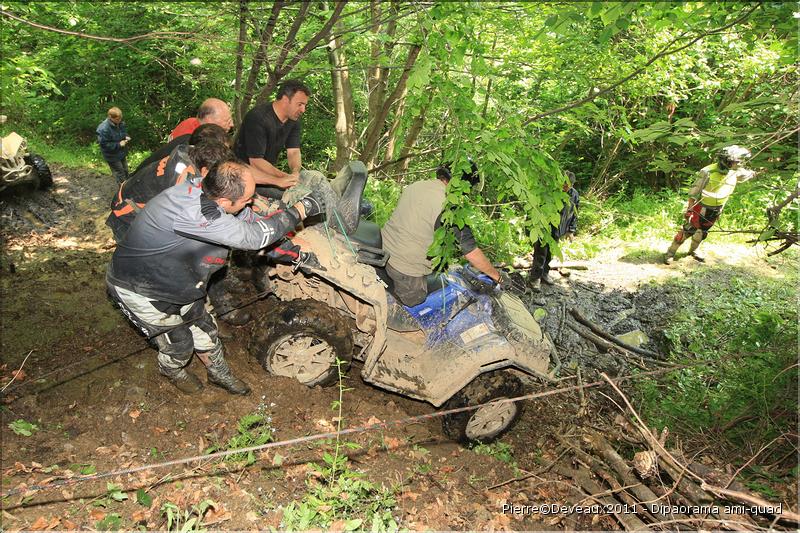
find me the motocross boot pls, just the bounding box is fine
[198,344,251,395]
[157,353,203,394]
[688,233,705,262]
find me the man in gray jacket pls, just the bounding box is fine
[107,160,325,395]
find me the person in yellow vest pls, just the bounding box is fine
[664,145,754,264]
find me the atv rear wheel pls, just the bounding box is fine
[249,299,354,387]
[25,154,52,189]
[441,371,524,445]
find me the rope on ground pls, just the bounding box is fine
[1,365,684,499]
[0,350,34,392]
[1,288,273,399]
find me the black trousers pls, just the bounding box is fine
[531,227,559,280]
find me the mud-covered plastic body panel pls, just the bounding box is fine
[271,223,553,406]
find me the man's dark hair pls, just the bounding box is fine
[188,141,235,172]
[189,123,231,147]
[202,161,246,201]
[437,160,480,187]
[276,79,311,100]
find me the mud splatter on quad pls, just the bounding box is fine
[249,162,558,445]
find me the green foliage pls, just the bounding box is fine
[136,488,153,508]
[280,451,399,532]
[204,410,274,466]
[472,441,521,476]
[69,462,97,475]
[93,483,129,508]
[282,357,397,531]
[8,419,38,436]
[636,268,798,448]
[161,499,216,532]
[96,513,123,531]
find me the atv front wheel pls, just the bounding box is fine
[249,299,354,387]
[441,371,524,445]
[25,154,52,189]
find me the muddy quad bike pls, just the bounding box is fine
[0,131,53,192]
[249,162,557,445]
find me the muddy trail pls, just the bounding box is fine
[0,165,791,531]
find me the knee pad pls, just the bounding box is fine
[154,325,194,362]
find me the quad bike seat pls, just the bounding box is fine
[350,219,383,249]
[347,218,388,267]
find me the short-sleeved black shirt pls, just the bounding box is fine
[234,103,301,164]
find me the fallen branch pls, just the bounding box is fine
[570,308,663,359]
[553,463,648,531]
[601,373,798,526]
[583,431,692,527]
[700,484,800,525]
[549,262,589,270]
[567,322,666,369]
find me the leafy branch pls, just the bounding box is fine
[523,4,761,125]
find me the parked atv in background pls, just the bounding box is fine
[249,162,558,446]
[1,125,53,193]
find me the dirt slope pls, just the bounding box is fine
[0,165,794,530]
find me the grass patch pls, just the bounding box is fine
[635,266,798,473]
[0,124,150,171]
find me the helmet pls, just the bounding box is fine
[718,145,750,169]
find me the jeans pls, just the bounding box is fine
[107,158,129,184]
[385,263,427,307]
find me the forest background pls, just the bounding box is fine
[1,0,798,507]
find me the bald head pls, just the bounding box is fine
[197,98,233,132]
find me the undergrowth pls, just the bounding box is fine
[280,358,399,531]
[204,408,274,466]
[634,266,798,484]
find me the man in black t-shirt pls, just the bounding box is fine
[234,79,309,190]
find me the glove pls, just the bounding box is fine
[299,191,326,218]
[565,232,574,241]
[282,183,312,207]
[496,270,512,291]
[119,139,128,147]
[293,251,325,272]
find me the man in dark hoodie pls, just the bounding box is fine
[96,106,131,184]
[530,171,579,290]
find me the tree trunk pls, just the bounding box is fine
[397,90,433,173]
[363,1,401,168]
[233,0,249,127]
[238,1,284,119]
[327,19,356,172]
[237,2,347,120]
[361,43,422,167]
[381,87,407,167]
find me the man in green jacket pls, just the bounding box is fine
[664,145,754,264]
